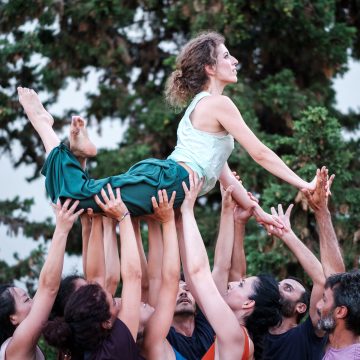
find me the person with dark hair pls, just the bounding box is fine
[140,189,190,359]
[211,183,282,359]
[316,271,360,359]
[17,31,321,229]
[166,279,216,360]
[261,203,327,360]
[261,168,344,360]
[179,173,281,360]
[49,275,86,321]
[0,199,83,360]
[43,186,144,360]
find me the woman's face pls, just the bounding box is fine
[105,291,121,324]
[225,276,258,311]
[10,287,33,325]
[213,43,238,84]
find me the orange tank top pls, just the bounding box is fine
[201,326,250,360]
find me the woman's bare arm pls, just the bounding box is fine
[7,200,83,359]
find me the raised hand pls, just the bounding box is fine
[302,166,335,211]
[181,173,204,212]
[220,184,236,212]
[94,183,129,221]
[268,204,294,238]
[151,189,176,223]
[233,192,258,224]
[52,198,84,232]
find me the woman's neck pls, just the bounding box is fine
[204,79,226,95]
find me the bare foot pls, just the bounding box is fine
[17,87,54,128]
[69,116,97,158]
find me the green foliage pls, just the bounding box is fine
[0,1,359,296]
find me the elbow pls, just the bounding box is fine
[213,263,231,276]
[186,261,208,279]
[39,278,60,298]
[106,275,120,293]
[251,145,269,163]
[121,267,142,282]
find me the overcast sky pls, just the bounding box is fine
[1,59,359,275]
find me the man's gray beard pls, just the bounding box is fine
[317,312,336,332]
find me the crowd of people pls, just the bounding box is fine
[1,31,359,360]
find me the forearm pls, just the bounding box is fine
[38,227,68,293]
[147,220,163,306]
[119,216,142,281]
[103,218,120,295]
[132,218,149,301]
[213,208,234,293]
[80,216,91,276]
[315,209,345,276]
[229,221,246,281]
[282,231,325,284]
[255,147,308,189]
[86,217,105,285]
[162,220,180,283]
[219,168,255,210]
[181,209,211,276]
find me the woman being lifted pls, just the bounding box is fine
[18,32,316,229]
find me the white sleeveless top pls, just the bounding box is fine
[168,92,234,196]
[0,337,45,360]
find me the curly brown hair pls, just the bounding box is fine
[165,32,224,108]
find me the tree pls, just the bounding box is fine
[0,0,359,286]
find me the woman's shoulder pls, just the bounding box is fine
[198,94,236,111]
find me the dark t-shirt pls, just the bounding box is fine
[261,316,327,360]
[85,318,144,360]
[166,310,215,360]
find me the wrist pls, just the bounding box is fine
[234,218,248,226]
[314,207,331,218]
[251,203,262,216]
[221,207,235,215]
[117,211,130,223]
[180,206,194,215]
[281,230,295,242]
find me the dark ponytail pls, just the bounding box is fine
[43,283,110,352]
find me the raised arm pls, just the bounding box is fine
[6,200,83,359]
[180,174,245,359]
[132,217,150,303]
[80,214,91,277]
[303,167,345,277]
[146,217,164,308]
[220,162,283,230]
[269,204,325,328]
[212,185,236,295]
[229,201,254,281]
[143,190,180,359]
[103,217,120,295]
[85,211,105,287]
[95,184,142,340]
[213,95,313,190]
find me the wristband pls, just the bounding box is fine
[118,211,130,222]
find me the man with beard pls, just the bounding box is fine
[261,167,345,360]
[166,279,215,360]
[316,271,360,359]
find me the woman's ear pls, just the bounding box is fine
[101,319,113,330]
[205,64,216,77]
[242,299,255,310]
[9,315,19,326]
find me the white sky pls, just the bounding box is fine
[0,59,359,277]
